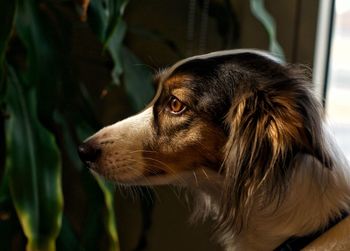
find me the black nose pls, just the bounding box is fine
[77,142,101,165]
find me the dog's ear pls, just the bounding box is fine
[220,68,332,231]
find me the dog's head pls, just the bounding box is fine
[78,49,332,227]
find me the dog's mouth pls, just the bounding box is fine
[77,137,222,186]
[82,157,200,186]
[77,137,180,184]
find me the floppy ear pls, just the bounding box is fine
[219,69,332,231]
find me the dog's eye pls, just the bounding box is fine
[169,97,186,114]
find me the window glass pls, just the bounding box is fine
[326,0,350,161]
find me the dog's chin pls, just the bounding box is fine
[87,165,212,187]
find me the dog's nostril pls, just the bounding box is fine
[77,142,101,164]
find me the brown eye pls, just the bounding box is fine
[169,97,186,114]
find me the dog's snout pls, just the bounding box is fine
[77,142,101,166]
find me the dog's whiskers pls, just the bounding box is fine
[201,168,209,180]
[127,149,158,154]
[124,166,160,201]
[193,170,198,186]
[125,158,177,180]
[142,157,177,174]
[122,152,176,173]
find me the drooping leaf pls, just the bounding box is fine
[6,67,63,251]
[53,98,117,251]
[104,0,129,45]
[121,47,154,111]
[56,215,83,251]
[53,112,86,172]
[250,0,285,60]
[75,123,120,251]
[95,177,119,251]
[88,0,109,41]
[88,0,129,44]
[88,0,129,84]
[107,19,127,85]
[0,0,16,96]
[9,3,66,249]
[79,171,104,251]
[15,0,63,125]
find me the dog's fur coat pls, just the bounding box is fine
[78,50,350,250]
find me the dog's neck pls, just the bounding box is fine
[190,154,350,251]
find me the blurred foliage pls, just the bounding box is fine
[250,0,285,60]
[0,0,154,250]
[0,0,283,250]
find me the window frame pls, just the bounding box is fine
[313,0,336,105]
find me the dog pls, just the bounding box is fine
[78,49,350,250]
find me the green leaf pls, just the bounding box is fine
[88,0,109,41]
[88,0,129,84]
[250,0,285,60]
[79,171,104,251]
[104,0,129,45]
[53,112,86,172]
[121,47,154,111]
[15,0,53,82]
[74,122,120,251]
[0,0,16,96]
[14,0,64,125]
[107,19,127,85]
[5,67,63,251]
[95,177,119,251]
[51,114,117,250]
[57,216,83,251]
[88,0,129,44]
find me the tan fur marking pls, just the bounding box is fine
[164,74,192,88]
[171,88,192,103]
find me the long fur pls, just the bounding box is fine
[220,64,332,231]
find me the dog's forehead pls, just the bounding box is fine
[159,49,281,83]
